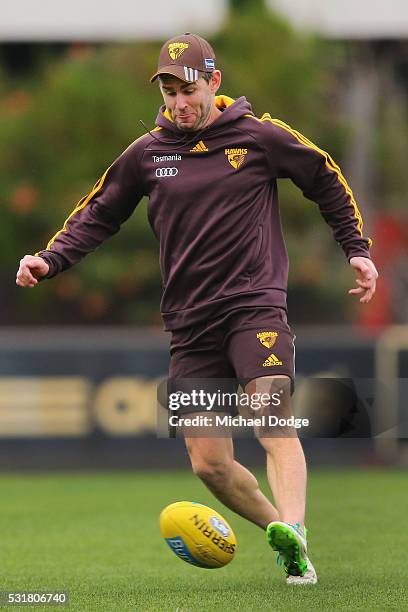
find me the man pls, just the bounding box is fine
[16,33,378,584]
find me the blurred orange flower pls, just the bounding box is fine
[9,184,38,214]
[55,274,82,300]
[79,292,109,319]
[4,89,31,115]
[67,43,94,62]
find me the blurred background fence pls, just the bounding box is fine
[1,0,407,467]
[0,325,407,468]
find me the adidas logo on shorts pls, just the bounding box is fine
[262,353,283,367]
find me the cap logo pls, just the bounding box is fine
[204,58,215,70]
[168,42,189,60]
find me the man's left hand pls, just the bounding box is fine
[349,256,378,303]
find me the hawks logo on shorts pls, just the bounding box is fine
[257,331,278,349]
[168,42,189,60]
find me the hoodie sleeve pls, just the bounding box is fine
[35,137,148,278]
[260,115,372,261]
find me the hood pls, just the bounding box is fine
[154,95,254,136]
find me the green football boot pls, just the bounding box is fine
[266,521,317,584]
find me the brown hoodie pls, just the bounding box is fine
[37,95,371,330]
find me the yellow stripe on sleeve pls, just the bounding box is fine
[43,167,110,252]
[36,131,156,256]
[260,113,372,247]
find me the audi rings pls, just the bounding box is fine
[155,167,179,178]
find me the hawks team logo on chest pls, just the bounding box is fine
[257,331,278,348]
[225,148,248,170]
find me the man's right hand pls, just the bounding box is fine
[16,255,50,288]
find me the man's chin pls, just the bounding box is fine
[176,121,199,132]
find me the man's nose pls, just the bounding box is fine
[175,94,188,109]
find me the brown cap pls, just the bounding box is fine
[150,33,216,83]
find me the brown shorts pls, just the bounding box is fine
[168,307,295,415]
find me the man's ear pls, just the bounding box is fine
[209,70,222,94]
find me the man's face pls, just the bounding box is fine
[159,73,219,132]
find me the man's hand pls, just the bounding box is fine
[16,255,49,288]
[349,256,378,303]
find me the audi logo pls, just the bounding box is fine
[155,167,179,178]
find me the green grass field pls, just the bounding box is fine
[1,469,407,611]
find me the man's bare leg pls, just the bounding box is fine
[259,437,306,528]
[244,376,316,582]
[184,428,279,529]
[246,376,307,531]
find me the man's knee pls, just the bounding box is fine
[245,375,291,399]
[186,439,233,486]
[192,456,232,484]
[245,375,293,437]
[258,435,302,453]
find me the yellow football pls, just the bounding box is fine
[160,501,237,569]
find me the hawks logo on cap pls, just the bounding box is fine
[257,331,278,349]
[225,148,248,170]
[168,42,189,60]
[151,33,216,83]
